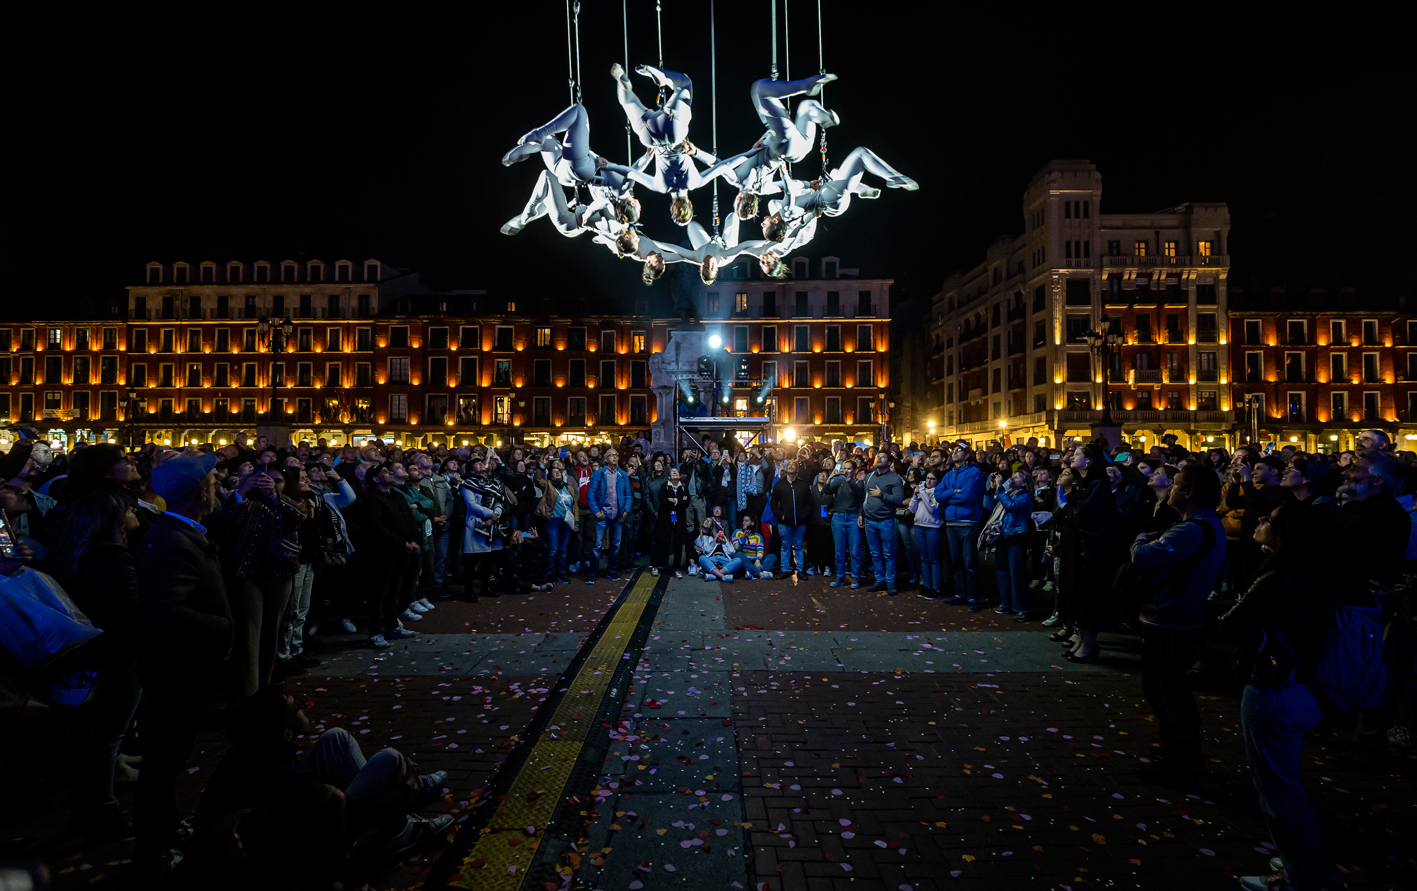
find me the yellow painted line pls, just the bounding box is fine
[450,573,657,889]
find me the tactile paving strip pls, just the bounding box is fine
[448,574,657,890]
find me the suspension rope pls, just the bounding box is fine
[656,0,665,106]
[783,0,790,81]
[623,0,631,163]
[565,0,575,104]
[770,0,778,80]
[711,0,719,237]
[573,1,583,105]
[817,0,828,173]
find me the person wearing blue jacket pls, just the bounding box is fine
[586,451,633,583]
[984,469,1037,620]
[935,444,985,609]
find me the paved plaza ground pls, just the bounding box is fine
[6,568,1413,891]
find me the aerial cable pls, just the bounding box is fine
[817,0,828,173]
[783,0,790,81]
[623,0,632,163]
[711,0,720,237]
[565,0,576,104]
[656,1,666,106]
[573,1,583,105]
[770,0,778,80]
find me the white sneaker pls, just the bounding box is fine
[409,600,432,613]
[650,566,660,576]
[760,571,774,579]
[414,598,435,611]
[339,618,358,634]
[400,608,424,622]
[688,564,699,576]
[368,634,392,649]
[674,570,684,579]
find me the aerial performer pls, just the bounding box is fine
[760,149,918,242]
[610,63,724,225]
[500,102,644,225]
[717,73,842,214]
[655,213,778,284]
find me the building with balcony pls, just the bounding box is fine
[1227,287,1417,453]
[687,254,892,444]
[929,160,1234,450]
[369,294,663,449]
[0,259,683,451]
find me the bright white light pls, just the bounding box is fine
[708,335,722,349]
[783,427,796,442]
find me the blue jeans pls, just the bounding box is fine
[863,517,896,584]
[777,524,807,572]
[1241,681,1333,891]
[831,513,863,578]
[431,523,451,585]
[698,554,744,577]
[546,517,574,578]
[742,554,778,576]
[994,534,1029,613]
[896,517,919,580]
[78,659,142,811]
[593,516,624,573]
[913,526,942,590]
[944,522,980,603]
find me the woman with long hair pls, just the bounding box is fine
[276,466,320,675]
[53,488,143,840]
[543,466,579,584]
[1221,502,1344,891]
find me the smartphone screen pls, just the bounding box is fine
[0,510,17,559]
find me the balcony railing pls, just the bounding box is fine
[1102,254,1229,268]
[1134,369,1163,384]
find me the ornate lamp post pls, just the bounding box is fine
[257,315,294,419]
[256,315,294,444]
[125,387,138,451]
[1083,316,1125,445]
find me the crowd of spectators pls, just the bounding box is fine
[1,425,1413,891]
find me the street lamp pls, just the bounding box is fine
[1083,317,1124,426]
[257,315,294,422]
[124,387,138,451]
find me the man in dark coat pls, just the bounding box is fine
[133,451,233,876]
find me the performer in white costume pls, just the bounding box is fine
[656,213,778,284]
[760,149,918,242]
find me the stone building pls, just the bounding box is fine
[929,160,1233,451]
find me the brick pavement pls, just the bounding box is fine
[732,669,1413,891]
[9,568,1415,891]
[724,576,1056,634]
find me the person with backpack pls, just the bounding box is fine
[1128,463,1227,791]
[1219,501,1348,891]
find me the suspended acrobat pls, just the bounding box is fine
[654,212,779,284]
[759,148,919,244]
[716,73,841,213]
[605,64,746,226]
[500,102,646,226]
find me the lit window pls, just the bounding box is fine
[1197,241,1213,257]
[1134,240,1148,257]
[1163,241,1177,258]
[536,327,551,348]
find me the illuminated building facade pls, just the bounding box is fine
[1227,288,1417,453]
[929,160,1234,450]
[0,259,672,450]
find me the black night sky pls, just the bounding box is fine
[13,5,1414,315]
